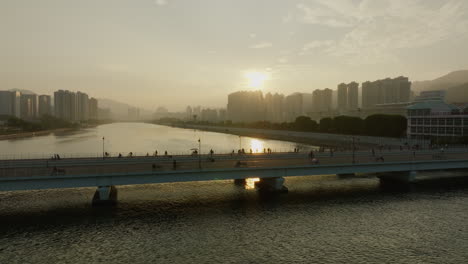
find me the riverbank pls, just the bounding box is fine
[165,123,420,149]
[0,127,79,141]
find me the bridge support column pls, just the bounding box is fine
[337,173,356,178]
[234,179,246,186]
[92,186,117,206]
[378,171,416,185]
[255,177,288,193]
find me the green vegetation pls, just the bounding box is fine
[2,115,78,133]
[155,114,408,138]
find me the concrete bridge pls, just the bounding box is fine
[0,149,467,205]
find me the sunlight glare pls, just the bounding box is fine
[250,139,264,153]
[245,178,260,189]
[244,71,269,89]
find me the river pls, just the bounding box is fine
[0,123,467,263]
[0,122,316,159]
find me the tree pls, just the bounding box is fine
[333,116,364,135]
[364,114,407,137]
[294,116,318,131]
[319,117,334,132]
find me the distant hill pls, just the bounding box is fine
[446,83,468,103]
[97,98,152,120]
[412,70,468,94]
[8,88,36,95]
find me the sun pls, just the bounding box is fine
[244,71,269,89]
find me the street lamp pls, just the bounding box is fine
[102,137,105,159]
[198,138,201,169]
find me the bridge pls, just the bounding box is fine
[1,149,467,205]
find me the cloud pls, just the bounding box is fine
[155,0,168,6]
[249,42,273,49]
[294,1,357,28]
[302,40,334,51]
[277,57,288,64]
[293,0,468,64]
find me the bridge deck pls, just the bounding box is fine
[0,149,467,178]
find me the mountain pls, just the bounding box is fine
[412,70,468,94]
[8,88,36,95]
[446,83,468,103]
[97,98,152,120]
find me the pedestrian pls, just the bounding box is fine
[164,151,168,156]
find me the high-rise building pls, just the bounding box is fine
[76,91,89,121]
[347,82,359,110]
[312,89,333,113]
[218,109,227,121]
[265,92,285,122]
[302,93,313,116]
[54,90,77,122]
[395,76,411,103]
[185,106,193,120]
[227,91,265,122]
[38,95,52,116]
[284,93,303,122]
[201,108,218,122]
[337,83,348,111]
[362,77,411,108]
[0,91,21,118]
[20,94,38,120]
[89,97,98,120]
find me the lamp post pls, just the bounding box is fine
[102,137,105,159]
[198,138,201,169]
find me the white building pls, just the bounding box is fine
[407,100,468,142]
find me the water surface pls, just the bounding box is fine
[0,123,467,263]
[0,122,315,159]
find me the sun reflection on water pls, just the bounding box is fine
[249,139,264,153]
[245,178,260,189]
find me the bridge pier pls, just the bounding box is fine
[378,171,416,185]
[255,177,288,193]
[234,179,246,186]
[337,173,356,178]
[92,186,117,206]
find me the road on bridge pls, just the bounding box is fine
[1,149,467,178]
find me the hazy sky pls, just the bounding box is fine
[1,0,468,111]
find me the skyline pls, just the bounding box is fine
[2,0,468,110]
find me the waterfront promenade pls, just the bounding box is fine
[167,124,431,148]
